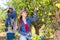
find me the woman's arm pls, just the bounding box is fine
[29,10,38,22]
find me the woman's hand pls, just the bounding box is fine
[33,10,38,15]
[33,7,39,15]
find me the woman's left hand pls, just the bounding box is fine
[33,10,38,15]
[33,7,39,15]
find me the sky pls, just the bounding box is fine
[0,0,12,10]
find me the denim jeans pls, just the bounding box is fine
[5,19,17,32]
[19,33,35,40]
[19,35,27,40]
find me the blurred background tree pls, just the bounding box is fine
[0,0,60,40]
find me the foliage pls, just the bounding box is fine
[0,0,60,39]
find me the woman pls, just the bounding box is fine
[18,9,38,40]
[5,7,17,31]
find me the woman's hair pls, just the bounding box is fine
[18,16,22,28]
[7,8,13,13]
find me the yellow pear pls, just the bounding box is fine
[35,7,39,10]
[48,12,52,16]
[42,18,44,22]
[56,3,60,8]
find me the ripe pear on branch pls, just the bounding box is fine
[35,7,39,10]
[56,3,60,8]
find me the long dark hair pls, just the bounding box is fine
[18,16,22,28]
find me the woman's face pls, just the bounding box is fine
[21,11,27,17]
[9,8,13,13]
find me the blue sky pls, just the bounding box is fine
[0,0,12,10]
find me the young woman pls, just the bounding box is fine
[5,7,17,31]
[18,9,38,40]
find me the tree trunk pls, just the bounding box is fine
[33,21,41,35]
[34,26,40,35]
